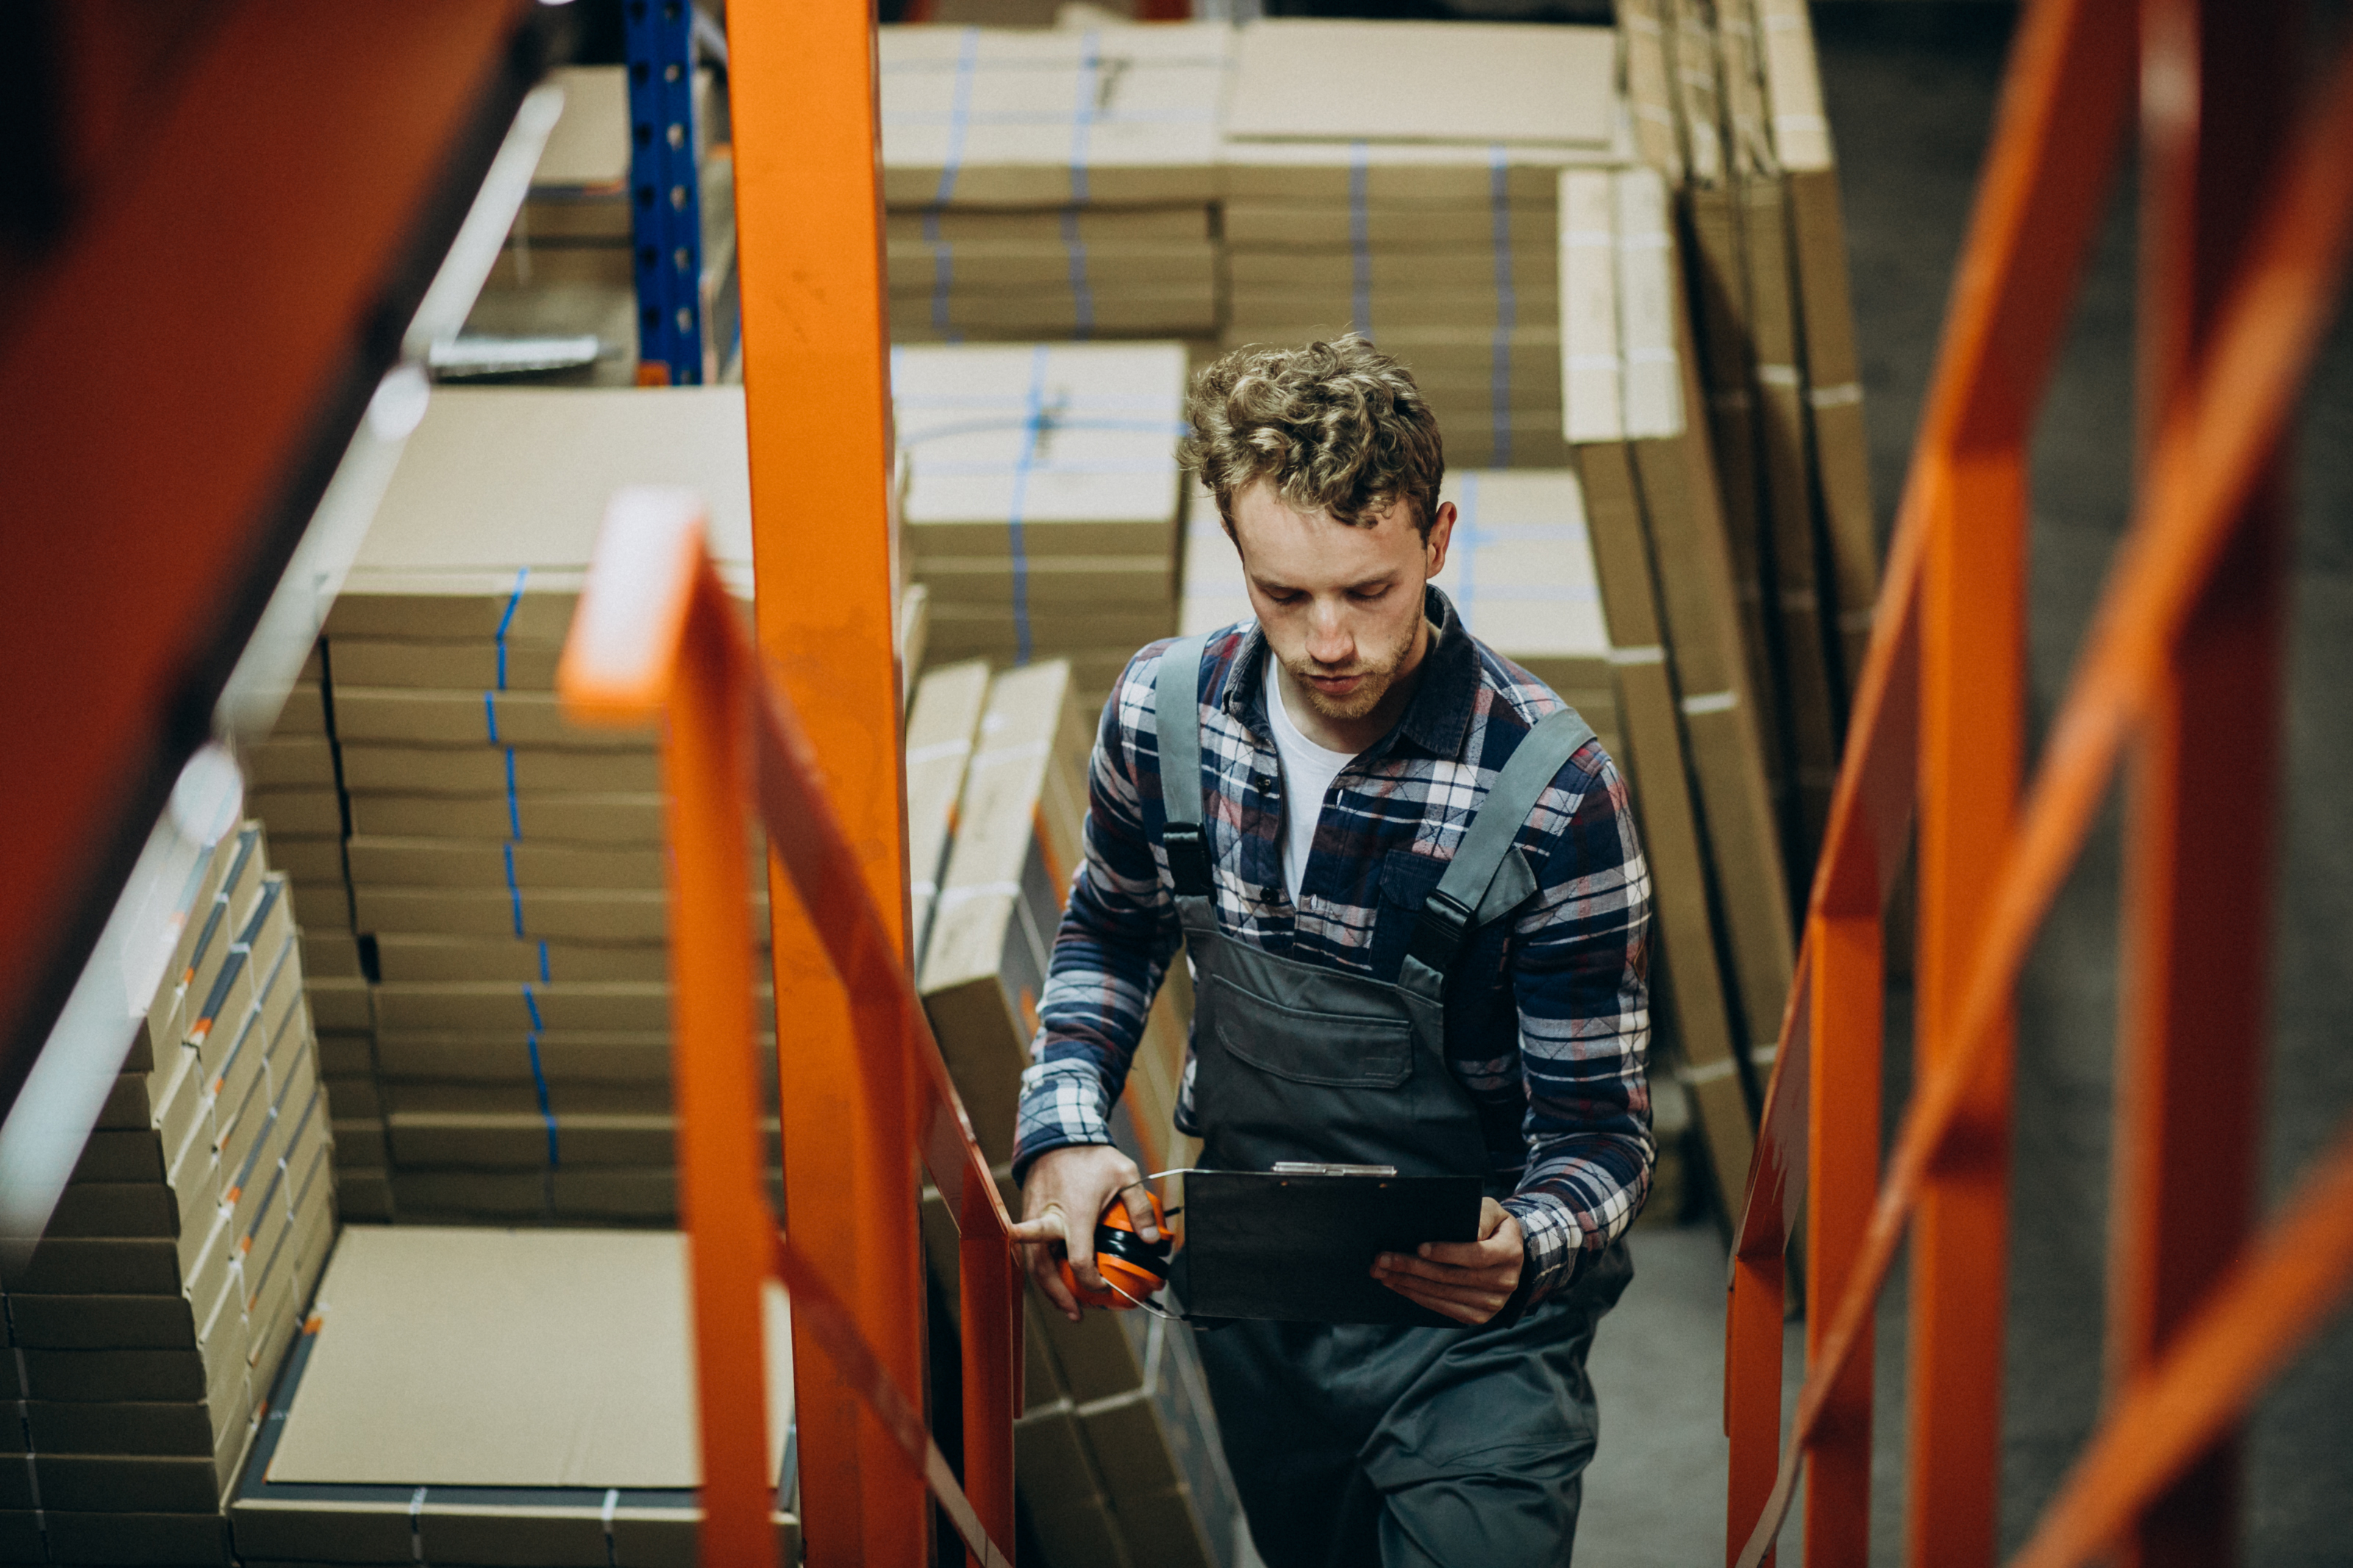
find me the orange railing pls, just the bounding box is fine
[559,488,1018,1567]
[1725,2,2353,1566]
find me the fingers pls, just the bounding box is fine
[1374,1270,1510,1325]
[1374,1247,1520,1292]
[1415,1236,1513,1270]
[1117,1179,1163,1243]
[1024,1240,1081,1321]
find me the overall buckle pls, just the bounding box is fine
[1163,823,1212,896]
[1408,888,1477,975]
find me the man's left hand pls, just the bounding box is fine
[1373,1197,1524,1325]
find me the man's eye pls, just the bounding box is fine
[1265,590,1304,606]
[1349,586,1389,603]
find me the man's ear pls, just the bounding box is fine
[1424,500,1457,578]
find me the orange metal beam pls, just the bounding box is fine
[0,0,535,1098]
[2108,4,2294,1564]
[730,1,928,1562]
[2009,1113,2353,1568]
[1731,26,2353,1563]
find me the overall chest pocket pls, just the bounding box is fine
[1208,973,1414,1089]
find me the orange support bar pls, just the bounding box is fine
[729,0,929,1561]
[560,490,1019,1568]
[1725,3,2353,1565]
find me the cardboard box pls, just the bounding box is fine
[330,387,754,644]
[906,662,993,959]
[920,662,1090,1163]
[1225,21,1615,147]
[338,744,663,798]
[879,24,1232,209]
[328,635,567,692]
[344,835,675,893]
[371,933,676,984]
[349,791,669,845]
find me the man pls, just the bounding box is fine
[1009,335,1654,1566]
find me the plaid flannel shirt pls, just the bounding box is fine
[1012,587,1654,1301]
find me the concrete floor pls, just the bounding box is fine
[1581,7,2353,1564]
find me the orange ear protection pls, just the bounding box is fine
[1055,1188,1173,1311]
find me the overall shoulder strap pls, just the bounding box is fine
[1408,704,1599,976]
[1152,634,1213,897]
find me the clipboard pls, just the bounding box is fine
[1173,1164,1484,1327]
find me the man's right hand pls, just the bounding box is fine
[1010,1144,1163,1322]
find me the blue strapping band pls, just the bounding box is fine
[923,208,956,340]
[503,841,526,938]
[933,29,980,206]
[1007,344,1050,667]
[538,939,551,985]
[521,986,558,1167]
[1349,142,1372,337]
[482,691,501,746]
[1489,146,1515,465]
[1069,32,1099,206]
[495,568,528,692]
[504,748,522,840]
[1061,210,1095,341]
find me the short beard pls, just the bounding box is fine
[1282,613,1424,724]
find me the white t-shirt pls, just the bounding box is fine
[1265,654,1360,906]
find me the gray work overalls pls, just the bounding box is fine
[1154,635,1635,1568]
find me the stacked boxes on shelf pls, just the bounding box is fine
[894,340,1191,709]
[459,64,740,385]
[878,23,1232,345]
[244,653,384,1220]
[1619,0,1877,879]
[296,385,773,1225]
[0,822,335,1563]
[1559,162,1794,1213]
[1217,21,1627,470]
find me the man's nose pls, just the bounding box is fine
[1305,602,1354,665]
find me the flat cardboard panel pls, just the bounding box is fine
[329,635,565,692]
[1226,21,1615,146]
[332,389,754,639]
[349,792,668,845]
[878,24,1232,209]
[332,688,651,751]
[371,933,675,984]
[338,745,662,797]
[268,1228,793,1488]
[346,836,670,892]
[893,343,1188,550]
[907,662,992,959]
[1574,441,1755,1216]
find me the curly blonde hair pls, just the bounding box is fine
[1179,335,1444,540]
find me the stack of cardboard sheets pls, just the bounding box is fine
[1618,0,1877,879]
[895,340,1190,707]
[1558,162,1796,1218]
[904,659,1239,1568]
[879,23,1232,344]
[0,823,335,1564]
[226,1227,799,1563]
[462,65,740,386]
[1216,20,1627,470]
[262,386,776,1227]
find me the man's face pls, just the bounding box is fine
[1229,479,1455,726]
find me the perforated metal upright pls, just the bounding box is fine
[626,0,706,385]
